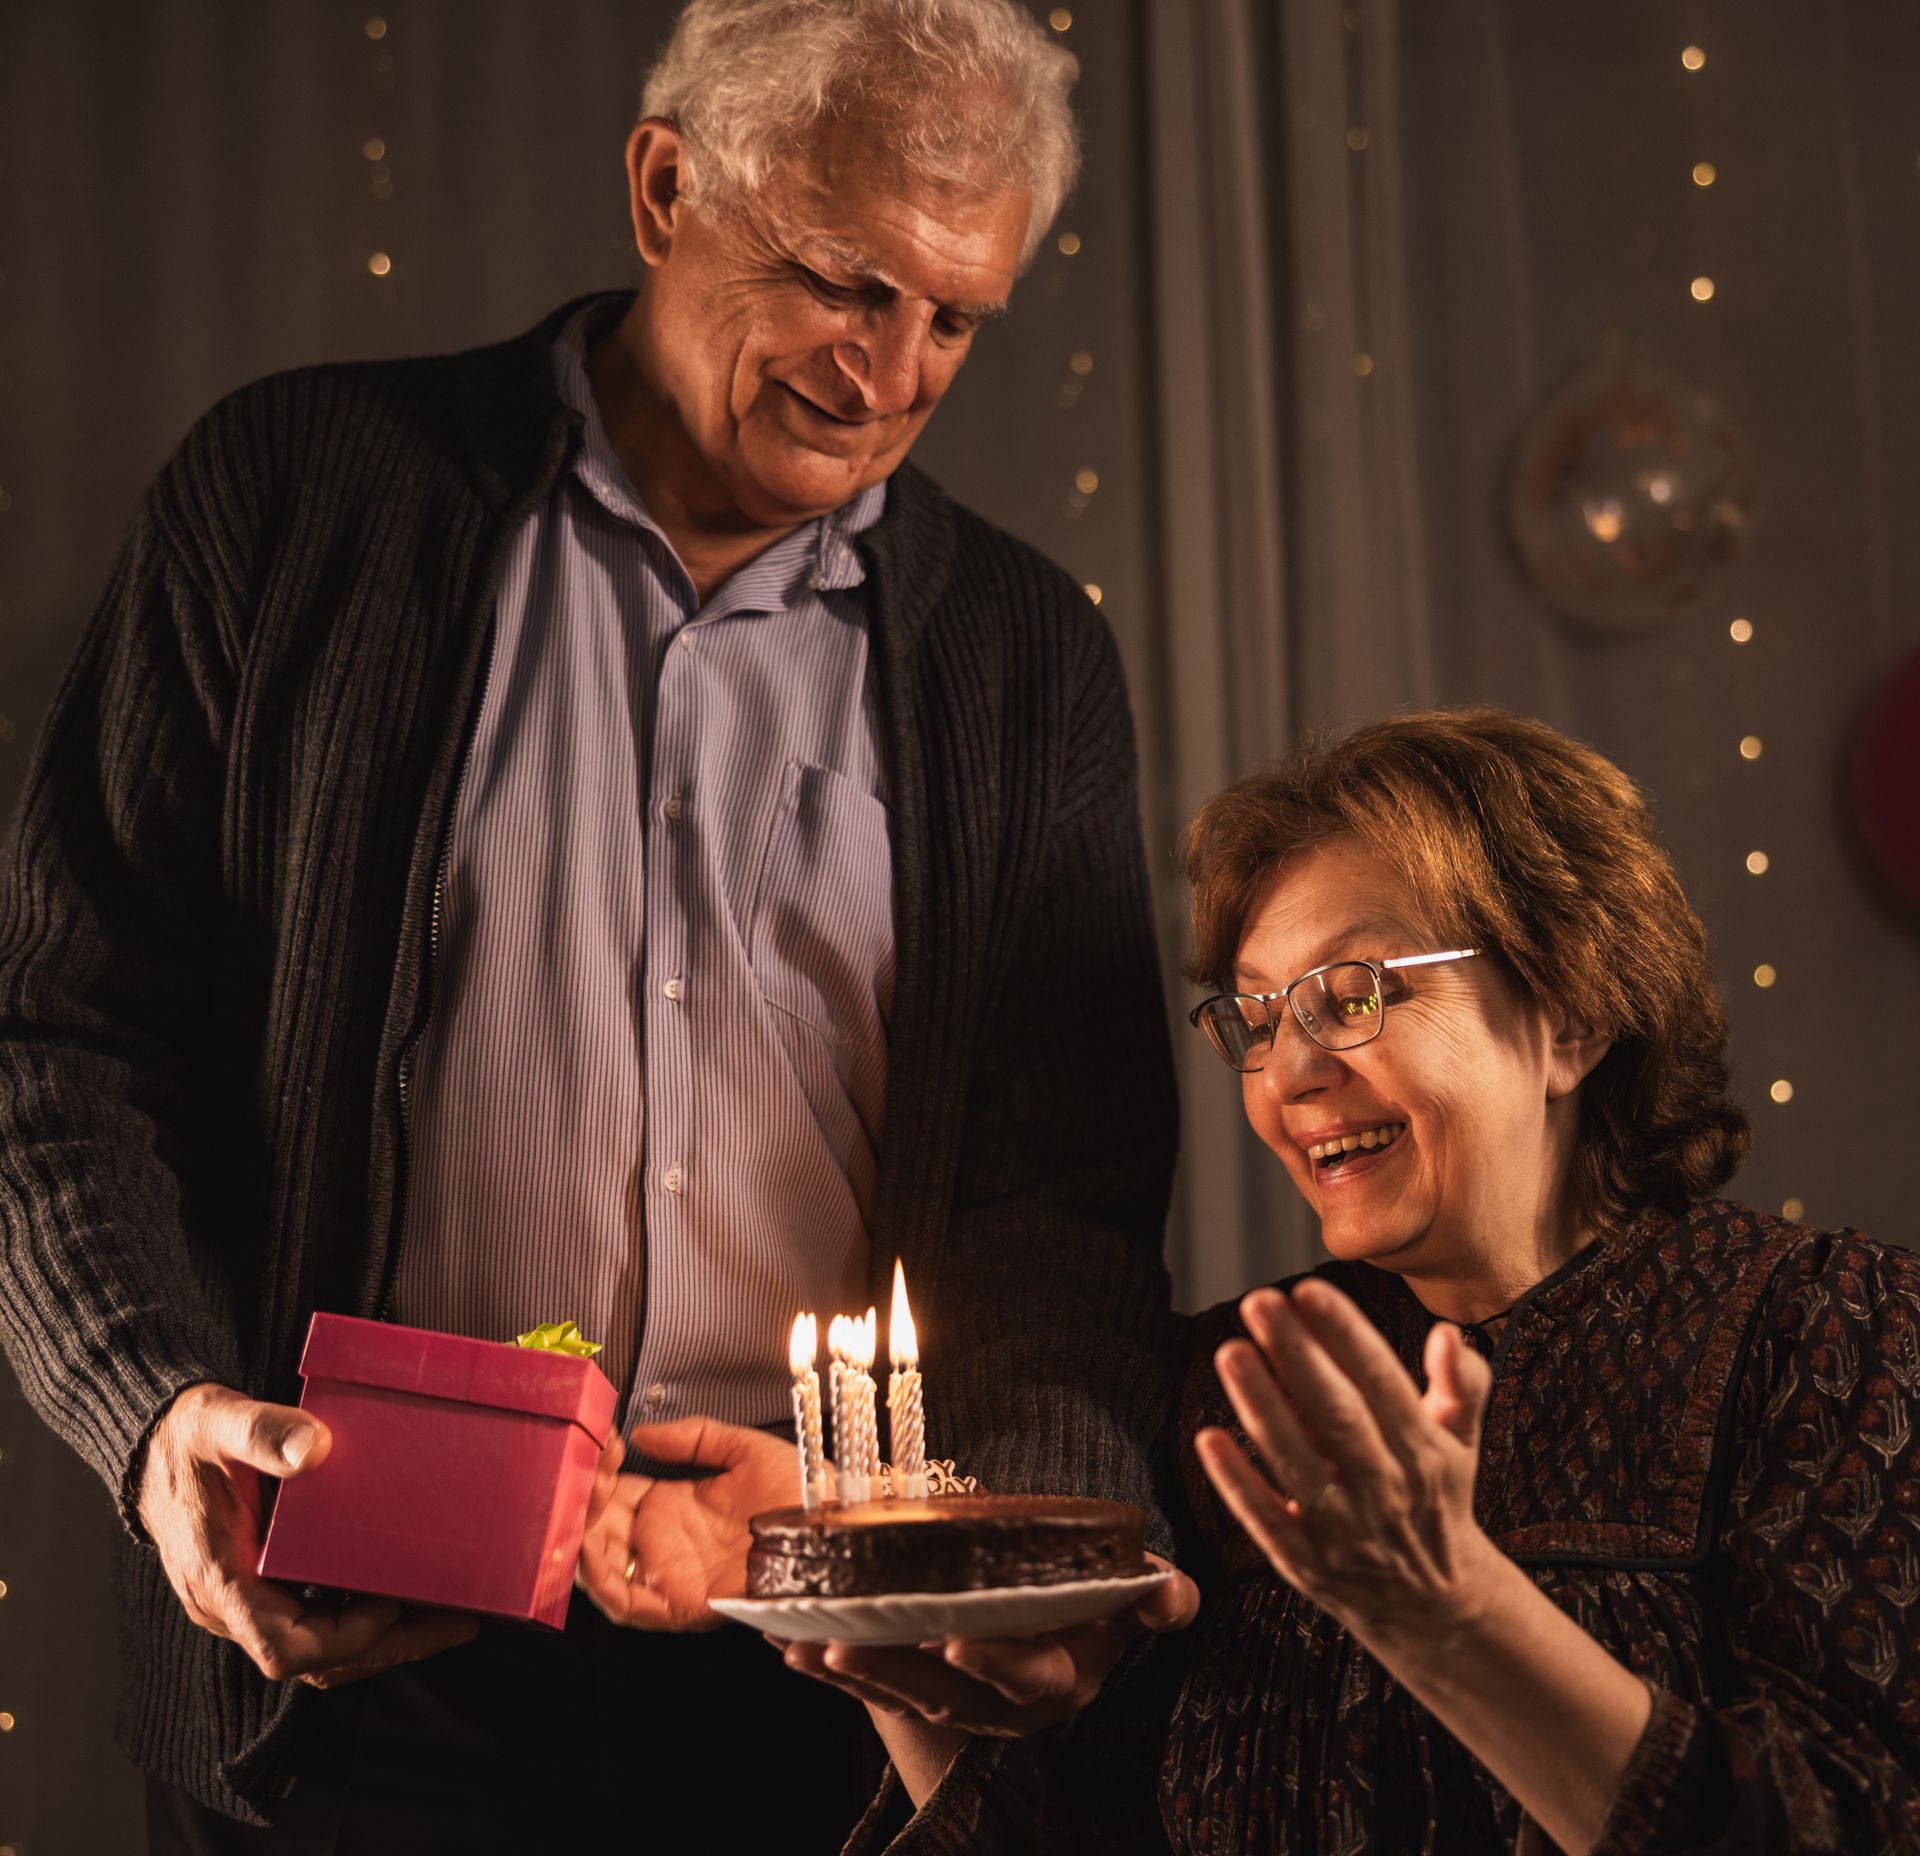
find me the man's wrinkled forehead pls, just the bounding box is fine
[795,233,905,290]
[787,229,1011,322]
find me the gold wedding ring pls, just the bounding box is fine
[623,1553,639,1584]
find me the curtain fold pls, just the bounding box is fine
[1140,0,1441,1305]
[1141,0,1303,1310]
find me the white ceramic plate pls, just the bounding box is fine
[711,1568,1171,1646]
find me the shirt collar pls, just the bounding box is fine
[550,297,886,608]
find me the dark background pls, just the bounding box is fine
[2,1,1916,1846]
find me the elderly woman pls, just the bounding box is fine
[802,706,1920,1853]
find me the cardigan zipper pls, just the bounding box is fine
[382,617,500,1319]
[372,414,579,1324]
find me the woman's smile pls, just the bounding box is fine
[1299,1120,1409,1189]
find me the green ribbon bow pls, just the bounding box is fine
[513,1320,603,1359]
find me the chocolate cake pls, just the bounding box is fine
[746,1494,1148,1599]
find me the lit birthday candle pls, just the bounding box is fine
[887,1260,927,1499]
[862,1306,883,1492]
[827,1314,851,1500]
[788,1312,825,1512]
[844,1307,880,1504]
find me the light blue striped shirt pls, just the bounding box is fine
[393,298,892,1438]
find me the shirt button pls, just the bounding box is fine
[664,794,685,822]
[663,975,684,1002]
[644,1384,667,1413]
[663,1164,684,1194]
[677,630,696,652]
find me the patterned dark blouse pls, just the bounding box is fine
[853,1201,1920,1855]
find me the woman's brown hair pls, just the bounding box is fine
[1183,706,1751,1230]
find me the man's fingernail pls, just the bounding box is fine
[281,1427,317,1470]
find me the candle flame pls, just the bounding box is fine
[850,1306,876,1369]
[788,1311,816,1376]
[828,1312,852,1361]
[890,1259,918,1366]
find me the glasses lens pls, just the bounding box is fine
[1295,963,1383,1050]
[1196,996,1273,1070]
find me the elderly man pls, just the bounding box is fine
[0,0,1177,1847]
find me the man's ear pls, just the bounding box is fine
[625,118,686,269]
[1546,1010,1612,1101]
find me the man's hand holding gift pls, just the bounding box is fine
[137,1381,481,1688]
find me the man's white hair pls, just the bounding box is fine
[640,0,1081,268]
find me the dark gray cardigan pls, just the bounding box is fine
[0,300,1178,1821]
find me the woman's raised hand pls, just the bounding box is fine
[1195,1278,1497,1654]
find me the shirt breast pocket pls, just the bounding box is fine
[747,760,895,1048]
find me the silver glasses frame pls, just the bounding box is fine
[1188,948,1481,1071]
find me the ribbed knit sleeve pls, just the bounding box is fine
[931,577,1179,1531]
[0,497,246,1531]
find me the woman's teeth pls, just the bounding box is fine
[1309,1123,1405,1168]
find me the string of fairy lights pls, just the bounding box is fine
[365,14,397,281]
[1681,37,1803,1222]
[1040,8,1105,608]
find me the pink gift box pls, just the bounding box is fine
[257,1313,618,1630]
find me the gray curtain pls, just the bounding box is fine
[1138,0,1305,1315]
[1135,0,1920,1319]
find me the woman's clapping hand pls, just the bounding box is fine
[1195,1278,1497,1654]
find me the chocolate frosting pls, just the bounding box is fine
[747,1493,1148,1598]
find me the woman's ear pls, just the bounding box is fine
[1546,1011,1612,1101]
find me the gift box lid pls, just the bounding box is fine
[297,1312,618,1439]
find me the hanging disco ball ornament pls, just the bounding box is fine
[1508,341,1754,631]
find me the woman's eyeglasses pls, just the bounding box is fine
[1189,949,1480,1072]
